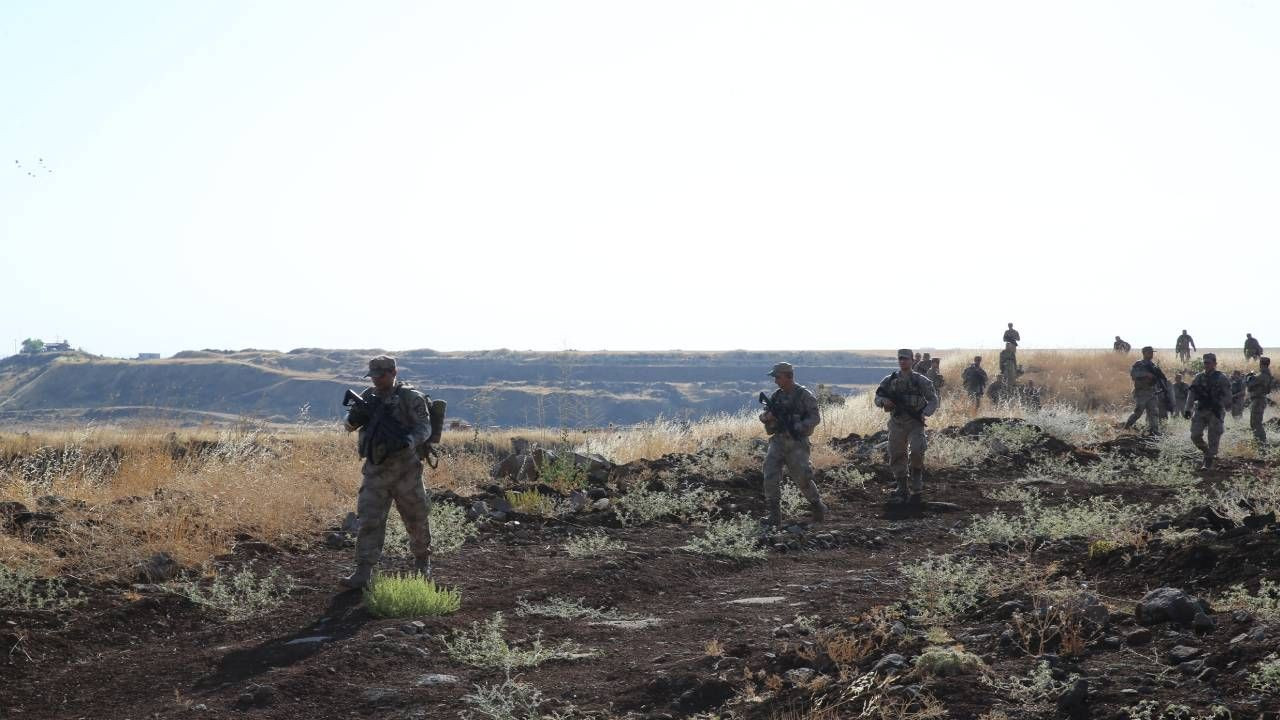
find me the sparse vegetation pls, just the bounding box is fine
[515,596,638,622]
[962,490,1152,547]
[900,554,996,620]
[443,612,596,669]
[1249,654,1280,694]
[612,483,725,527]
[505,489,557,516]
[461,675,574,720]
[912,646,986,677]
[170,563,295,621]
[0,563,84,611]
[384,502,478,557]
[363,573,461,618]
[683,514,766,560]
[563,530,626,558]
[1218,579,1280,624]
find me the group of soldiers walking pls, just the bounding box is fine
[338,330,1278,585]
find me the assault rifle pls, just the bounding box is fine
[875,376,927,425]
[1184,379,1225,420]
[1143,361,1174,409]
[758,391,805,441]
[343,389,410,465]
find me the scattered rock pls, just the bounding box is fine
[235,684,277,709]
[995,600,1027,619]
[1197,666,1218,682]
[324,532,351,549]
[590,499,611,512]
[1125,628,1153,646]
[1193,612,1216,633]
[284,636,332,646]
[784,668,816,685]
[137,552,181,583]
[1056,677,1089,718]
[726,596,785,605]
[1135,587,1209,626]
[1177,660,1205,676]
[1243,511,1275,529]
[361,688,401,706]
[873,654,908,674]
[1168,645,1202,663]
[414,674,460,686]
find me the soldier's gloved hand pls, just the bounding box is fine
[1183,411,1192,419]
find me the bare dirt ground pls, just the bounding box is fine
[3,423,1279,720]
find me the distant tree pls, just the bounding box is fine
[20,338,44,354]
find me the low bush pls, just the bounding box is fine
[461,675,574,720]
[515,596,638,622]
[538,454,588,494]
[505,489,556,516]
[1249,654,1280,694]
[0,564,84,611]
[563,530,626,558]
[612,484,725,527]
[962,490,1152,547]
[825,466,871,490]
[683,514,766,560]
[364,573,461,618]
[900,554,996,620]
[443,612,596,669]
[384,502,479,557]
[1218,579,1280,624]
[171,563,295,621]
[913,646,986,677]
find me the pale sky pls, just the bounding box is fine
[2,1,1276,358]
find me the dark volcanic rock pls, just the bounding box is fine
[1135,588,1209,626]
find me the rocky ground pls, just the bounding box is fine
[3,420,1280,720]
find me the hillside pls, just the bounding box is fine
[0,348,893,427]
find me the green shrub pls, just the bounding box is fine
[505,489,556,516]
[826,466,870,490]
[612,484,725,527]
[515,596,638,622]
[683,514,766,560]
[364,573,461,618]
[900,554,995,620]
[443,612,596,668]
[0,564,84,611]
[983,422,1042,454]
[563,530,626,558]
[462,675,574,720]
[539,454,588,494]
[1249,654,1280,694]
[1218,579,1280,624]
[962,490,1151,547]
[172,563,295,621]
[781,482,808,517]
[913,646,986,677]
[385,502,478,557]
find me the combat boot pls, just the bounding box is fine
[338,563,373,590]
[761,497,782,528]
[413,555,432,580]
[1199,454,1215,471]
[808,500,828,523]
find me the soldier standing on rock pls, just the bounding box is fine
[1003,323,1020,346]
[1246,357,1277,445]
[340,355,435,589]
[1176,330,1196,363]
[962,356,988,411]
[1183,353,1233,470]
[1124,346,1166,434]
[874,349,938,504]
[758,362,827,527]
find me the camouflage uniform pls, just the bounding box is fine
[1003,327,1020,345]
[1175,333,1195,363]
[874,369,938,496]
[925,364,944,408]
[1230,373,1246,419]
[914,354,933,374]
[1245,336,1263,360]
[1124,359,1163,433]
[346,363,434,582]
[999,346,1018,387]
[1113,338,1131,353]
[761,384,823,523]
[1246,363,1277,442]
[1184,368,1232,467]
[1171,380,1188,411]
[962,363,988,410]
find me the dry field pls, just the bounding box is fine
[2,350,1279,719]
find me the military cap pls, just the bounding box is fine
[768,362,794,376]
[364,355,397,377]
[1203,353,1217,362]
[897,349,913,359]
[1141,346,1154,353]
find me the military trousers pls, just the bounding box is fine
[966,388,983,411]
[1250,398,1268,442]
[763,435,822,507]
[887,415,927,492]
[1189,410,1225,460]
[1125,392,1161,433]
[356,447,432,567]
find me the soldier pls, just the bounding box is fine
[1171,372,1189,411]
[1023,380,1043,410]
[913,352,922,367]
[999,342,1018,388]
[988,373,1006,403]
[1003,323,1020,346]
[1124,346,1167,433]
[1175,330,1195,363]
[339,356,435,589]
[926,357,945,408]
[1230,370,1246,419]
[758,362,826,527]
[1245,333,1263,361]
[1246,357,1277,444]
[1113,336,1131,353]
[874,349,939,504]
[1183,353,1233,470]
[914,352,933,374]
[962,356,988,411]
